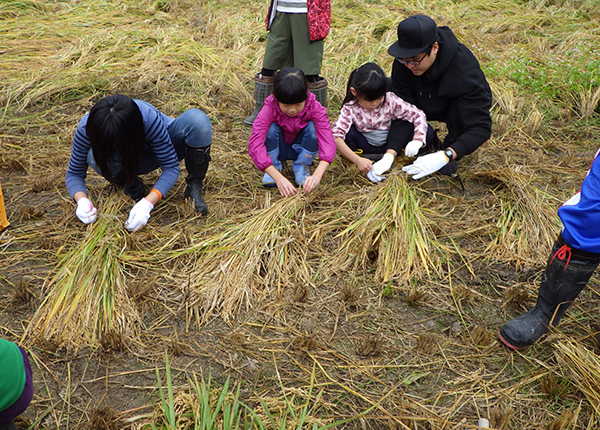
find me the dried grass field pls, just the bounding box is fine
[2,0,600,428]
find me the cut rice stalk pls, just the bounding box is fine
[26,198,141,352]
[481,167,560,265]
[334,173,439,284]
[185,193,310,327]
[554,336,600,416]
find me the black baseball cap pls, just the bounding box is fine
[388,15,438,59]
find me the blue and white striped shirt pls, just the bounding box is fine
[276,0,307,13]
[65,100,180,199]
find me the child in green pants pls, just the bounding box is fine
[244,0,331,125]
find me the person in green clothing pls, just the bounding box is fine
[0,339,33,430]
[243,0,331,125]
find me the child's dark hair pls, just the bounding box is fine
[87,94,145,189]
[342,62,387,105]
[273,68,309,105]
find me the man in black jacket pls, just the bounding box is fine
[387,15,492,179]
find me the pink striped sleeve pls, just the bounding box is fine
[388,92,428,142]
[331,104,354,139]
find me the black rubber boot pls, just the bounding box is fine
[308,77,328,108]
[111,171,147,202]
[244,74,274,126]
[184,145,210,215]
[499,235,600,350]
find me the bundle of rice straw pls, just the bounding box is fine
[479,166,559,265]
[185,193,310,327]
[334,173,439,284]
[26,199,140,351]
[554,336,600,416]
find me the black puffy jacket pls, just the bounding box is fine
[391,26,492,160]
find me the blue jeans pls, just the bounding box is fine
[265,121,318,161]
[87,108,212,176]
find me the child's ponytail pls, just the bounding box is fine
[342,62,387,106]
[342,68,359,105]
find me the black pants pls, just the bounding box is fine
[344,120,438,156]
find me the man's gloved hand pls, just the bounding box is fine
[76,197,97,224]
[404,140,425,157]
[402,151,450,180]
[125,198,154,232]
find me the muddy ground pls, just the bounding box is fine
[2,0,600,429]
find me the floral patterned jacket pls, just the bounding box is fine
[265,0,331,41]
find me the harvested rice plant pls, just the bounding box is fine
[1,0,600,428]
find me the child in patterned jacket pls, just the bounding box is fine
[332,62,429,182]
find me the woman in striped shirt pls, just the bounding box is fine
[66,94,212,231]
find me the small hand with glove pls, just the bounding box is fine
[125,198,154,232]
[76,197,97,224]
[74,193,154,231]
[404,140,425,158]
[402,149,454,180]
[367,153,395,183]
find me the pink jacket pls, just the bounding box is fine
[248,92,336,171]
[266,0,331,41]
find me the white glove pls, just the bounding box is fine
[76,197,97,224]
[404,140,425,157]
[402,151,450,180]
[367,152,395,182]
[367,153,395,183]
[125,198,154,232]
[372,153,395,176]
[367,168,384,183]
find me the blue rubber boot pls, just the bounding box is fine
[262,147,282,186]
[292,144,318,186]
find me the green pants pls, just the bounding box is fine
[262,12,324,75]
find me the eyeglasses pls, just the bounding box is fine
[396,52,428,66]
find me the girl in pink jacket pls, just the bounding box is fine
[248,68,335,197]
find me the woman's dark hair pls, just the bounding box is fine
[342,62,387,106]
[87,94,145,189]
[273,68,308,105]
